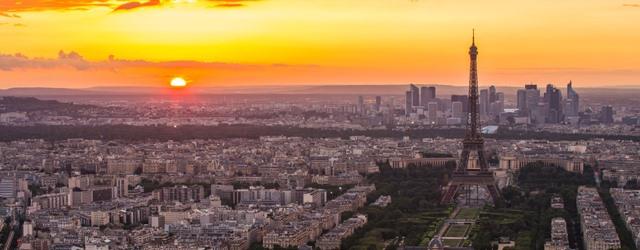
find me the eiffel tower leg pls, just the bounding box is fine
[466,185,470,205]
[459,150,470,172]
[477,149,488,171]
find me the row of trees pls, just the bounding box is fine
[472,163,596,250]
[341,163,453,248]
[2,125,639,142]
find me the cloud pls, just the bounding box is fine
[0,50,298,72]
[623,3,640,7]
[208,0,259,8]
[495,67,640,77]
[113,0,161,12]
[215,3,245,7]
[0,12,21,18]
[0,51,92,71]
[0,0,115,13]
[0,0,261,13]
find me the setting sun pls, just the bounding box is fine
[170,77,187,88]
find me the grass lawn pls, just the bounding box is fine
[455,208,479,219]
[442,238,463,247]
[444,224,470,237]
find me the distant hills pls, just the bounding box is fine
[0,84,506,97]
[1,84,640,98]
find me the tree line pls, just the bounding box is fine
[1,125,639,142]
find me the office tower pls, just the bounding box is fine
[517,84,541,120]
[545,84,563,123]
[375,96,382,111]
[565,81,580,117]
[451,95,469,113]
[494,92,505,115]
[525,84,540,112]
[479,89,489,116]
[420,86,436,108]
[410,84,420,106]
[428,102,438,124]
[357,96,364,114]
[600,105,614,124]
[441,31,500,205]
[489,85,497,103]
[451,101,464,119]
[405,91,412,116]
[517,89,527,111]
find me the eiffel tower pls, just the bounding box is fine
[440,31,501,205]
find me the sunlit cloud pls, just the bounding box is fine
[0,0,116,13]
[208,0,260,8]
[0,0,260,13]
[113,0,162,12]
[0,50,304,71]
[0,12,21,18]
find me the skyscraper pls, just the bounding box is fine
[517,89,527,111]
[410,84,420,107]
[420,86,436,108]
[600,105,614,124]
[428,102,439,124]
[565,81,580,117]
[452,101,464,119]
[479,89,488,116]
[545,84,563,123]
[524,84,540,111]
[405,91,412,116]
[375,96,382,112]
[489,85,497,103]
[357,96,364,114]
[451,95,469,113]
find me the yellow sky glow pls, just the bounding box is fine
[1,0,640,88]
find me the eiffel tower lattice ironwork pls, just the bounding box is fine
[440,30,501,205]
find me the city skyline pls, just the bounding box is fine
[3,2,640,250]
[2,0,640,88]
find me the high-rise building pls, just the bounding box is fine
[496,92,504,102]
[428,102,439,124]
[451,101,464,119]
[516,84,542,121]
[410,84,420,107]
[525,84,540,111]
[565,81,580,117]
[405,91,412,116]
[600,105,614,124]
[374,96,382,111]
[489,85,497,103]
[479,89,489,116]
[451,95,469,113]
[420,86,436,108]
[517,89,527,111]
[357,96,364,114]
[545,84,563,123]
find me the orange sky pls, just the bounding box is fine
[1,0,640,88]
